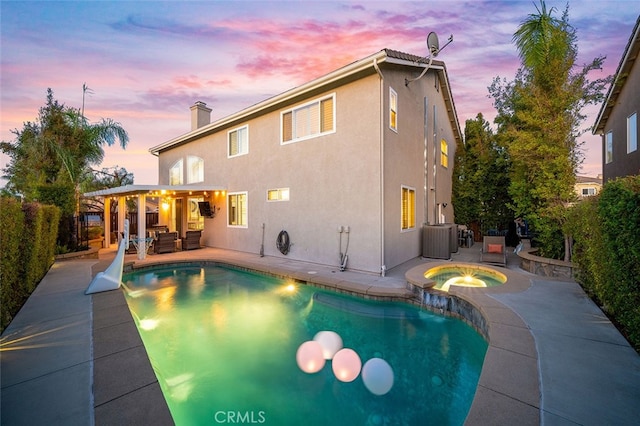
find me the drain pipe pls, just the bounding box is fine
[374,58,386,277]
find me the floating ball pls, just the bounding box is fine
[296,341,325,373]
[362,358,394,395]
[313,331,343,360]
[332,348,361,382]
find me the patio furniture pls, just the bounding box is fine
[480,235,507,266]
[155,231,178,254]
[183,230,202,251]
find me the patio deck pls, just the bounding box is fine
[2,245,640,425]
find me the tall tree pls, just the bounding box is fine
[489,1,610,259]
[1,88,129,214]
[453,113,512,237]
[1,88,129,250]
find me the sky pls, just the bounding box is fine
[1,1,639,186]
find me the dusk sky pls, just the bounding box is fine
[2,1,639,186]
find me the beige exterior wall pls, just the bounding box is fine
[156,61,457,274]
[379,64,457,270]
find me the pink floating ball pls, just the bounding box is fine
[362,358,394,395]
[296,341,325,373]
[313,331,343,360]
[332,348,361,382]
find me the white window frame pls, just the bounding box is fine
[606,131,613,164]
[628,112,637,153]
[582,187,596,196]
[267,188,290,202]
[228,191,248,228]
[169,159,183,185]
[401,185,416,232]
[389,87,398,132]
[228,125,249,158]
[281,93,335,144]
[186,155,204,184]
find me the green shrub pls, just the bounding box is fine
[0,197,60,332]
[0,197,26,331]
[567,176,640,351]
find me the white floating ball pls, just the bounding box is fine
[313,330,343,360]
[332,348,361,382]
[362,358,394,395]
[296,341,325,373]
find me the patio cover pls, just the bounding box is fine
[84,184,225,259]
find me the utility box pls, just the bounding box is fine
[422,225,453,259]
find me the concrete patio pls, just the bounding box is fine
[2,245,640,425]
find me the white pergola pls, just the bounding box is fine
[84,184,225,260]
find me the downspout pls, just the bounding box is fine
[374,58,386,276]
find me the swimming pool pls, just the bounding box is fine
[122,264,488,425]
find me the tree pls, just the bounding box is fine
[453,113,512,238]
[81,166,134,213]
[489,1,610,259]
[1,88,129,213]
[1,88,129,250]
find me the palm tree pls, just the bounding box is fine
[512,1,574,76]
[55,108,129,215]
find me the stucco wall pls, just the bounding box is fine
[156,62,457,274]
[159,76,384,273]
[380,64,457,270]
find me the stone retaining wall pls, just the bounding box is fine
[518,248,575,279]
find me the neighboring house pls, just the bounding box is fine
[575,175,602,198]
[147,48,461,274]
[594,15,640,182]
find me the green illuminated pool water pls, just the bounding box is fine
[123,265,488,425]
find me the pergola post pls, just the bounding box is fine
[137,194,147,260]
[104,197,111,247]
[118,196,126,242]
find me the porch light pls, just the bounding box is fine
[162,200,170,211]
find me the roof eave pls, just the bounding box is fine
[593,16,640,134]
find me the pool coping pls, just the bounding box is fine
[91,250,540,425]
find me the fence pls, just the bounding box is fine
[81,212,160,236]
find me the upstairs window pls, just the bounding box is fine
[628,112,637,153]
[606,131,613,164]
[187,156,204,183]
[228,125,249,157]
[440,139,448,168]
[582,188,596,196]
[169,159,183,185]
[282,94,335,143]
[401,186,416,231]
[390,88,398,132]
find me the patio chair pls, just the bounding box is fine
[480,235,507,266]
[183,230,202,251]
[155,231,178,254]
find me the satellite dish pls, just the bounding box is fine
[427,32,440,57]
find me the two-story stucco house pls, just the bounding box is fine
[89,48,461,275]
[149,49,461,275]
[594,15,640,182]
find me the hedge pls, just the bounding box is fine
[0,197,60,332]
[567,175,640,351]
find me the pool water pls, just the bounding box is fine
[123,265,488,425]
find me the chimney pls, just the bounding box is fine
[190,101,212,131]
